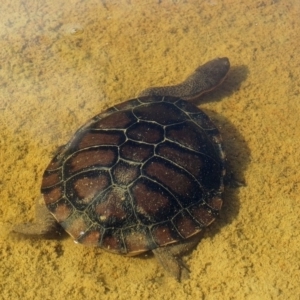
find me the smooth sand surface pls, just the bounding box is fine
[1,1,299,299]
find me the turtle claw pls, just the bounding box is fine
[224,171,246,188]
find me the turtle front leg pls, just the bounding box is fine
[13,196,57,235]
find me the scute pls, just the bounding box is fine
[133,100,188,125]
[41,96,225,254]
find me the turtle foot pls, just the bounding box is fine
[13,197,57,236]
[152,234,201,281]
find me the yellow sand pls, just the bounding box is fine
[1,0,300,299]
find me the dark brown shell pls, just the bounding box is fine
[41,96,225,255]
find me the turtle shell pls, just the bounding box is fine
[41,95,225,255]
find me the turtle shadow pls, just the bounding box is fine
[208,111,250,238]
[135,63,251,273]
[195,64,249,105]
[192,63,250,239]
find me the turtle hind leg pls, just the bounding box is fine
[13,196,58,236]
[152,234,201,281]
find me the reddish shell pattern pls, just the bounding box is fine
[42,96,225,255]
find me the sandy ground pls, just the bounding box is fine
[1,0,300,299]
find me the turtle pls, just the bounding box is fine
[14,57,230,281]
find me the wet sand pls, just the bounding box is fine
[1,0,300,299]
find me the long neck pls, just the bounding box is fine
[138,57,230,100]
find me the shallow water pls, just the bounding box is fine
[1,0,300,299]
